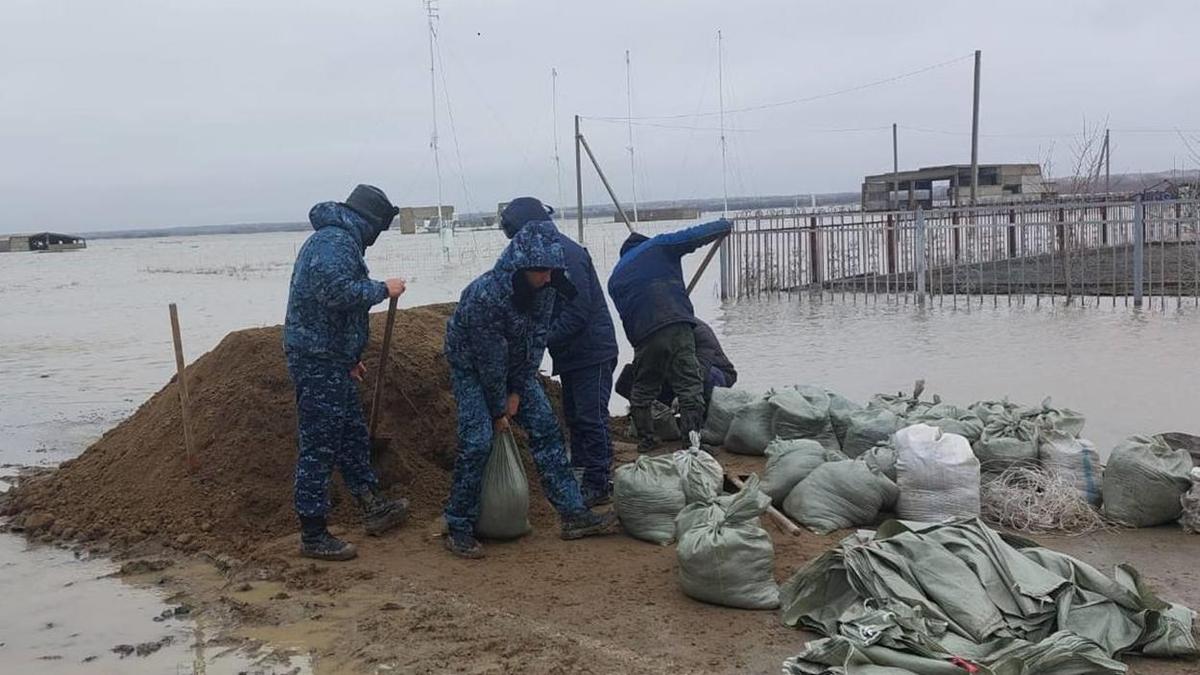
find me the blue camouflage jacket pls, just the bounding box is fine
[607,219,731,346]
[444,221,567,419]
[283,202,389,365]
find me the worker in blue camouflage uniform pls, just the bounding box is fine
[608,219,732,450]
[283,184,410,561]
[442,220,619,558]
[499,197,619,508]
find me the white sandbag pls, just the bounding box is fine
[725,396,774,456]
[614,455,687,544]
[781,460,899,534]
[895,423,981,522]
[973,413,1039,471]
[770,387,840,454]
[676,475,780,609]
[1038,429,1103,505]
[760,439,829,506]
[826,390,864,447]
[702,387,756,445]
[1103,436,1194,527]
[673,447,724,504]
[476,431,532,540]
[1180,468,1200,534]
[842,408,903,458]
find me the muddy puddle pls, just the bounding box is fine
[0,531,310,674]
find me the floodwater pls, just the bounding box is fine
[1,217,1198,671]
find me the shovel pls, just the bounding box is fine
[368,296,399,454]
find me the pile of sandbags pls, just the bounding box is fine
[614,449,724,544]
[1103,436,1194,527]
[894,423,981,522]
[675,475,779,609]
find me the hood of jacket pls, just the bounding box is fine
[494,220,566,274]
[308,201,380,251]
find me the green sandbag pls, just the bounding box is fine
[770,386,840,454]
[1103,435,1194,527]
[673,447,724,504]
[782,460,898,534]
[476,431,532,540]
[614,454,687,544]
[826,390,864,447]
[725,396,775,455]
[973,412,1038,471]
[910,401,984,444]
[676,475,780,610]
[842,408,903,459]
[760,439,831,506]
[701,387,756,446]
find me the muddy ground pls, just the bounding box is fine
[33,442,1194,675]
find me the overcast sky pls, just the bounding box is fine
[3,0,1198,233]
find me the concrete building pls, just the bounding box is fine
[861,163,1046,211]
[396,206,454,234]
[0,232,87,253]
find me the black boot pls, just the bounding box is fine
[630,406,656,452]
[355,488,409,536]
[561,510,620,540]
[443,531,485,559]
[299,516,357,561]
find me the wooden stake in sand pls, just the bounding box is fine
[168,303,198,471]
[727,473,802,536]
[369,295,399,444]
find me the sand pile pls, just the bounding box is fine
[3,303,563,557]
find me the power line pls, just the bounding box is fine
[586,52,974,122]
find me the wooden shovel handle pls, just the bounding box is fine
[368,296,398,440]
[727,473,802,536]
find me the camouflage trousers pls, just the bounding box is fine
[287,356,379,519]
[444,366,586,537]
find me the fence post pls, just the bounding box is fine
[808,216,821,285]
[915,208,927,306]
[952,210,962,261]
[719,231,729,300]
[1133,198,1145,307]
[1056,207,1066,251]
[1005,208,1017,258]
[885,213,897,274]
[1100,205,1108,245]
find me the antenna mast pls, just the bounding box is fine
[625,49,639,223]
[552,68,564,213]
[717,30,729,216]
[425,0,445,230]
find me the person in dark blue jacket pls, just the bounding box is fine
[283,185,410,561]
[499,197,619,507]
[443,220,618,558]
[607,219,731,449]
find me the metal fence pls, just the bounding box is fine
[719,199,1200,309]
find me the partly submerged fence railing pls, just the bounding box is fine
[719,199,1200,309]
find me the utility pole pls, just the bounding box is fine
[970,49,981,206]
[892,123,899,210]
[1103,128,1111,199]
[718,30,729,216]
[552,68,564,213]
[625,49,639,223]
[574,115,584,242]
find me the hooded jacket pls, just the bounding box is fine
[283,202,390,365]
[607,219,731,346]
[444,221,574,418]
[502,212,618,375]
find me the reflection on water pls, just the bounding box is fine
[714,293,1200,456]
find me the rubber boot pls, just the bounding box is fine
[561,510,620,540]
[630,406,656,452]
[299,516,357,561]
[355,488,410,536]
